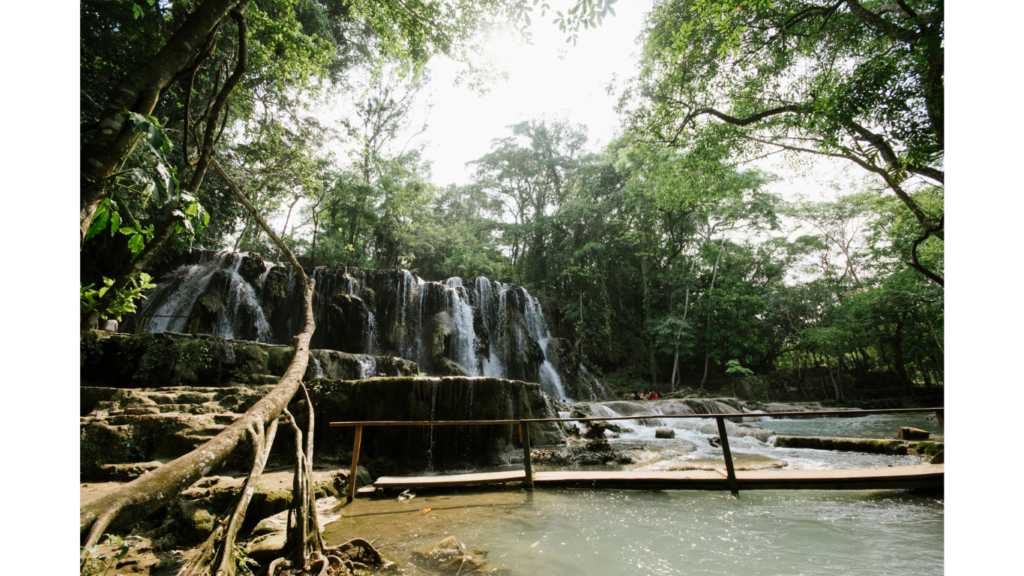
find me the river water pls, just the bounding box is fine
[324,488,942,575]
[322,411,943,575]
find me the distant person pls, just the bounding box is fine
[103,317,119,333]
[651,390,659,401]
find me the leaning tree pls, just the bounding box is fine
[624,0,944,285]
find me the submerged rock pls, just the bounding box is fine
[655,428,675,439]
[410,536,511,575]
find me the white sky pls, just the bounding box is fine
[412,0,653,187]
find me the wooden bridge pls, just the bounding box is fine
[330,407,944,501]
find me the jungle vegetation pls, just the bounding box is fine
[79,1,942,567]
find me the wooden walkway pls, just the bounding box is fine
[373,464,942,493]
[374,470,526,490]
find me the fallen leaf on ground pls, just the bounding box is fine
[420,508,431,515]
[530,541,540,548]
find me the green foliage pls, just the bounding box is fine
[233,543,257,575]
[80,272,157,322]
[724,359,753,377]
[80,534,149,576]
[136,337,215,386]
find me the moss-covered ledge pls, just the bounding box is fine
[774,435,944,457]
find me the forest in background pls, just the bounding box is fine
[80,0,944,400]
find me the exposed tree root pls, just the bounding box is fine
[177,418,280,576]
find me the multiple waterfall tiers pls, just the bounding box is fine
[136,250,606,400]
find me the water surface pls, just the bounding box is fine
[324,488,943,575]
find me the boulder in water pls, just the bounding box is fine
[238,252,267,288]
[655,428,675,439]
[411,536,511,575]
[898,426,929,440]
[583,420,624,439]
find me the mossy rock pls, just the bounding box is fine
[914,441,943,456]
[180,502,218,542]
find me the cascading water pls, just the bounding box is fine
[522,288,568,400]
[443,278,477,375]
[140,252,272,342]
[140,250,585,397]
[356,357,377,380]
[217,259,272,342]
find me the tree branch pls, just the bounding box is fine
[907,215,944,287]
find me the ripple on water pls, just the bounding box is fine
[323,488,942,576]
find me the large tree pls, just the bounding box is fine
[624,0,943,284]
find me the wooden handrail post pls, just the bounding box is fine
[522,422,534,491]
[715,416,739,495]
[935,409,944,428]
[347,425,363,503]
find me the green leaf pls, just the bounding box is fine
[133,4,144,19]
[85,203,110,242]
[127,234,145,255]
[110,211,120,237]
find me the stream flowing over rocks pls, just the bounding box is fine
[134,250,606,400]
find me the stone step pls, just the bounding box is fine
[213,413,244,425]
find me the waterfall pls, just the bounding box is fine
[522,287,568,400]
[476,278,508,378]
[578,364,607,400]
[356,357,377,380]
[140,250,582,394]
[140,252,272,342]
[217,258,271,342]
[314,357,325,379]
[444,278,477,375]
[365,307,378,355]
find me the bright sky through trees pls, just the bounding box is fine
[412,0,652,186]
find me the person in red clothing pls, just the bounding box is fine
[650,390,659,401]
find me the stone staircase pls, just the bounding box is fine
[80,385,275,481]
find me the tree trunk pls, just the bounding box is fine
[669,350,679,391]
[699,236,726,388]
[81,0,241,241]
[823,351,842,401]
[889,316,918,401]
[80,159,317,548]
[82,3,250,327]
[929,352,944,383]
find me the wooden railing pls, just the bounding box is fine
[329,407,944,502]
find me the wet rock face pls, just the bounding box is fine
[261,266,290,322]
[532,438,634,467]
[238,252,267,289]
[317,293,369,353]
[311,349,417,380]
[317,377,565,471]
[81,375,564,477]
[80,332,317,388]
